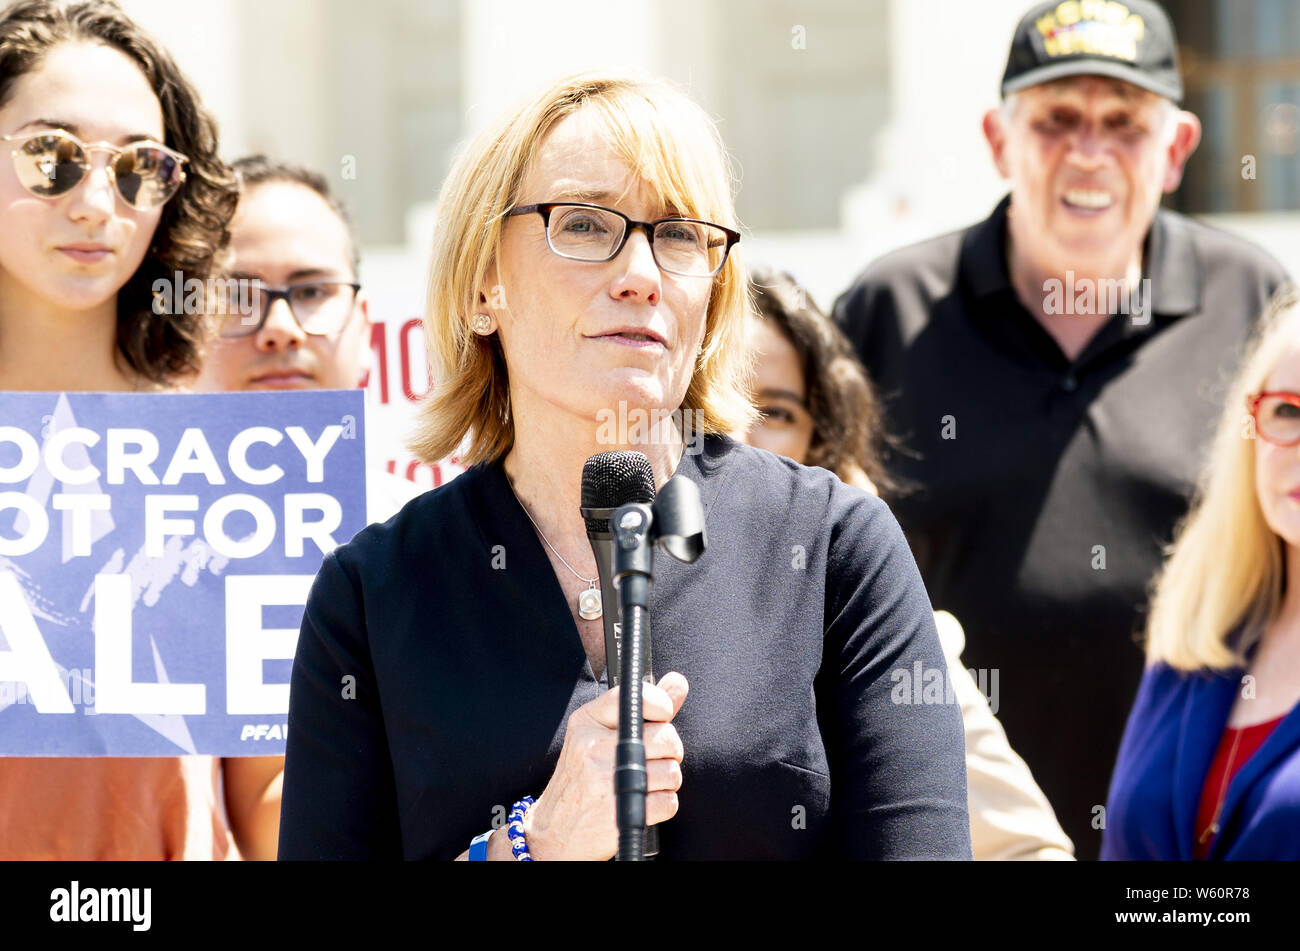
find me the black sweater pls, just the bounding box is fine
[278,435,971,860]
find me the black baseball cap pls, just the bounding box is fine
[1001,0,1183,103]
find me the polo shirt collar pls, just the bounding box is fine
[1143,206,1201,316]
[960,194,1203,317]
[959,195,1014,300]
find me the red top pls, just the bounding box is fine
[1193,714,1285,860]
[0,757,239,859]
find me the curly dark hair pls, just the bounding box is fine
[0,0,239,384]
[749,266,893,494]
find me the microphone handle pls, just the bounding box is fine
[638,625,659,859]
[587,530,659,858]
[591,533,622,685]
[589,532,657,684]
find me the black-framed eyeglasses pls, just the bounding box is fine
[504,202,740,278]
[2,128,188,211]
[215,280,361,338]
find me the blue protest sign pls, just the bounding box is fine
[0,390,366,756]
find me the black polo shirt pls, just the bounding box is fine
[833,195,1289,859]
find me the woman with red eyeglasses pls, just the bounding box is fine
[0,1,251,859]
[1103,285,1300,860]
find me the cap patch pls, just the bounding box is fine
[1035,1,1146,62]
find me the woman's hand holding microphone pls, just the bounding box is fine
[522,672,689,861]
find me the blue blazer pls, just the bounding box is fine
[1101,649,1300,860]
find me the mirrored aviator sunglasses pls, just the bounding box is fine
[3,129,188,211]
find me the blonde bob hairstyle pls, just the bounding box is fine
[410,71,756,467]
[1145,285,1300,671]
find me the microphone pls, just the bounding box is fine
[581,451,658,857]
[580,451,657,688]
[580,450,709,860]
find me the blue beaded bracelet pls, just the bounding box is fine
[506,796,536,861]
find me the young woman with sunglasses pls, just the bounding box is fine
[0,0,245,858]
[1103,286,1300,860]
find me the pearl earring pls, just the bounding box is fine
[471,313,493,335]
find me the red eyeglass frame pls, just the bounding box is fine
[1247,391,1300,446]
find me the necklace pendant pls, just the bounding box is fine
[578,584,602,621]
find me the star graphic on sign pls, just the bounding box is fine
[65,639,199,754]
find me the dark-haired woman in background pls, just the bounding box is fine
[0,0,258,858]
[740,266,1075,860]
[741,266,887,495]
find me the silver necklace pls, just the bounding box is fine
[508,479,602,621]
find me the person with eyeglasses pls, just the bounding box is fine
[193,155,422,527]
[277,71,972,861]
[831,0,1291,859]
[0,0,248,858]
[187,156,422,861]
[1103,286,1300,860]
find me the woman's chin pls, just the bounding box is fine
[1276,527,1300,554]
[1262,506,1300,552]
[47,277,123,312]
[590,375,679,416]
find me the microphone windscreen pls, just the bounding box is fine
[581,451,656,532]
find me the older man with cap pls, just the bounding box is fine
[833,0,1290,859]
